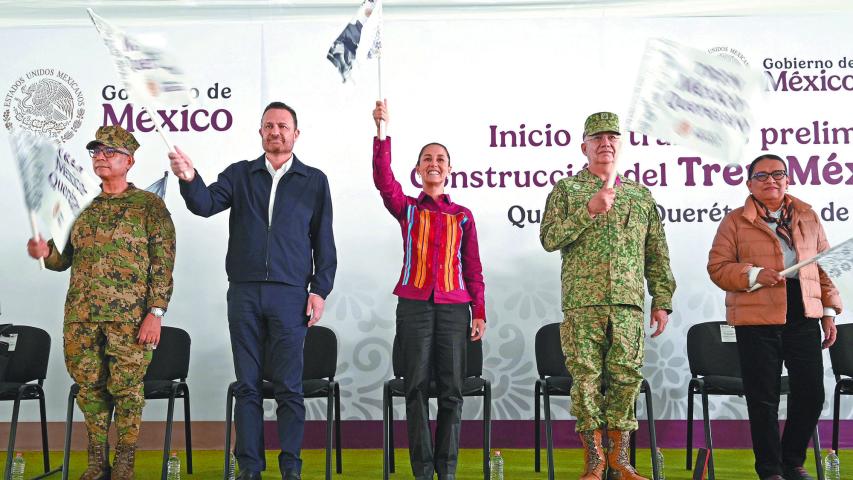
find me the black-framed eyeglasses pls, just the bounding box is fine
[88,146,129,159]
[751,170,787,182]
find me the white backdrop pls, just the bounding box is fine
[1,7,852,427]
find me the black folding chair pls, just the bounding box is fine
[0,325,58,479]
[829,323,853,453]
[61,326,192,480]
[382,334,491,480]
[686,321,823,480]
[532,322,660,480]
[224,325,341,480]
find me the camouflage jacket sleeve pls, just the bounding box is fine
[642,193,676,312]
[145,197,176,310]
[44,239,73,271]
[539,181,595,252]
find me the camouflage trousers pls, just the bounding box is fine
[560,305,644,432]
[64,322,153,446]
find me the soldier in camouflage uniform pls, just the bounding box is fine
[540,113,675,480]
[27,125,176,480]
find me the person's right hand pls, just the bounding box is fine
[27,237,49,259]
[373,99,389,135]
[168,146,196,182]
[756,268,785,288]
[587,187,616,217]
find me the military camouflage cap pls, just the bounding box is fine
[85,125,140,154]
[583,112,620,137]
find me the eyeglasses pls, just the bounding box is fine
[585,133,620,144]
[750,170,787,182]
[88,146,129,158]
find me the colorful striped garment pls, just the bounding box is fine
[373,136,486,320]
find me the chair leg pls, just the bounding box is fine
[6,396,22,480]
[39,388,51,473]
[182,385,193,474]
[813,426,824,480]
[334,382,342,474]
[224,383,235,480]
[702,392,715,480]
[62,385,78,480]
[382,383,390,480]
[162,390,177,480]
[833,383,842,453]
[534,382,541,472]
[644,382,660,480]
[543,388,555,480]
[484,383,492,480]
[687,387,694,470]
[325,387,334,480]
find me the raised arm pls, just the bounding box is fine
[372,99,408,218]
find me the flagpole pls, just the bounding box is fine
[29,211,45,270]
[378,56,386,140]
[144,106,192,179]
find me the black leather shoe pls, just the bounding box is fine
[761,475,786,480]
[283,472,301,480]
[236,472,262,480]
[782,465,815,480]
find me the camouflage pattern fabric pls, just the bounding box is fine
[85,125,141,154]
[44,184,176,324]
[539,168,675,312]
[560,306,644,432]
[64,322,153,445]
[584,112,621,136]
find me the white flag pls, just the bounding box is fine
[87,8,192,109]
[10,132,99,252]
[817,238,853,280]
[626,38,765,162]
[144,171,169,199]
[326,0,382,83]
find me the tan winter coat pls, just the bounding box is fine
[707,194,842,326]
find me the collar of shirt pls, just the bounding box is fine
[416,190,453,208]
[96,183,138,200]
[265,154,293,178]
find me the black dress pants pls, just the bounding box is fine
[396,297,470,480]
[735,279,825,479]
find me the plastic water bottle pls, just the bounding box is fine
[490,450,504,480]
[166,451,181,480]
[228,450,237,480]
[656,448,666,480]
[824,449,840,480]
[10,452,25,480]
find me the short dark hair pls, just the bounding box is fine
[262,102,298,129]
[417,142,451,167]
[747,154,786,179]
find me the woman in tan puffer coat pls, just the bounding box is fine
[707,154,842,480]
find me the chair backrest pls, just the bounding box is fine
[261,325,338,381]
[829,323,853,378]
[302,325,338,380]
[144,326,191,381]
[0,325,50,383]
[686,321,741,378]
[391,334,483,378]
[535,323,570,378]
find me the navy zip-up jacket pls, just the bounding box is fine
[179,154,337,298]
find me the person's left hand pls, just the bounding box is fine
[470,318,486,341]
[137,313,162,348]
[649,308,668,338]
[306,294,325,327]
[821,315,837,349]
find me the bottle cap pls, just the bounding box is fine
[171,450,178,456]
[495,450,501,455]
[15,452,22,457]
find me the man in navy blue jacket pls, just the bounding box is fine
[169,101,336,480]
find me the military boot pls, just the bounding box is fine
[579,429,606,480]
[605,430,649,480]
[112,444,137,480]
[79,441,110,480]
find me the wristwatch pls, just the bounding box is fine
[150,307,166,318]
